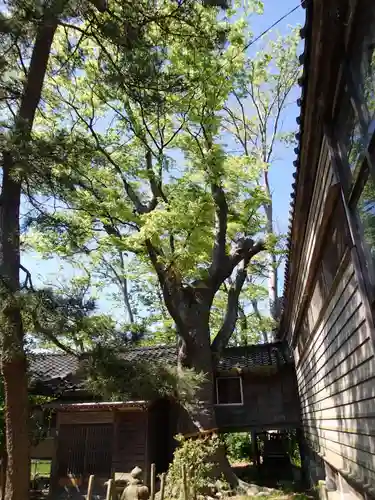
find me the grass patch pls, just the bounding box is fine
[30,460,51,478]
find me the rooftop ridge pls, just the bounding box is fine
[29,341,287,358]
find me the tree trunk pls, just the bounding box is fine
[263,180,280,330]
[0,157,30,500]
[0,13,58,500]
[176,298,242,489]
[2,359,29,500]
[0,449,7,500]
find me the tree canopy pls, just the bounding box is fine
[22,3,299,350]
[0,0,300,495]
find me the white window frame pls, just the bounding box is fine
[215,376,244,407]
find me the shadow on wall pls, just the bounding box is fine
[297,262,375,495]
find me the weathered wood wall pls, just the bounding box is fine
[215,366,300,431]
[112,410,148,475]
[286,138,375,488]
[296,254,375,486]
[50,408,151,495]
[31,437,55,460]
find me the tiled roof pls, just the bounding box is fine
[121,344,177,364]
[29,353,80,383]
[28,342,292,390]
[281,0,311,325]
[217,342,293,371]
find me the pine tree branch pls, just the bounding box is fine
[30,309,78,357]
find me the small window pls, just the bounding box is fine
[216,377,243,406]
[309,264,327,327]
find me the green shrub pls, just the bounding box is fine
[222,432,251,463]
[165,433,225,498]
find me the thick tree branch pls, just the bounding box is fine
[145,149,166,207]
[210,256,251,355]
[144,239,187,338]
[101,252,135,324]
[20,264,34,291]
[227,239,264,277]
[89,0,108,12]
[209,182,228,279]
[207,238,264,293]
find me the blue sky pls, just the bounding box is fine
[256,0,304,236]
[22,0,306,318]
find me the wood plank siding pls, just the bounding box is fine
[52,409,149,487]
[281,0,375,495]
[290,138,337,335]
[112,411,148,475]
[215,366,300,431]
[295,253,375,485]
[286,138,375,489]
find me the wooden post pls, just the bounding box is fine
[150,463,156,500]
[159,473,166,500]
[296,428,308,487]
[189,466,196,500]
[87,475,95,500]
[106,478,113,500]
[252,431,260,468]
[181,464,188,500]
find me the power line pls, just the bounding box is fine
[55,1,307,156]
[241,0,306,54]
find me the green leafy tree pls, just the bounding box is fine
[222,432,251,463]
[21,0,299,487]
[2,1,230,497]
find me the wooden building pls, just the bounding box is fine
[279,0,375,498]
[29,343,300,495]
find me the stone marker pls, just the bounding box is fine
[121,467,150,500]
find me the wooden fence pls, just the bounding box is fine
[85,463,187,500]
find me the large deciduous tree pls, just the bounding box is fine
[1,1,239,495]
[24,0,299,486]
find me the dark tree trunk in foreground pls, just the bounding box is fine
[0,447,7,499]
[1,3,106,498]
[0,15,58,499]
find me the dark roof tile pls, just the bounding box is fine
[28,342,293,389]
[217,342,292,371]
[29,353,80,383]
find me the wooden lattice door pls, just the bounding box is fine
[57,423,113,478]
